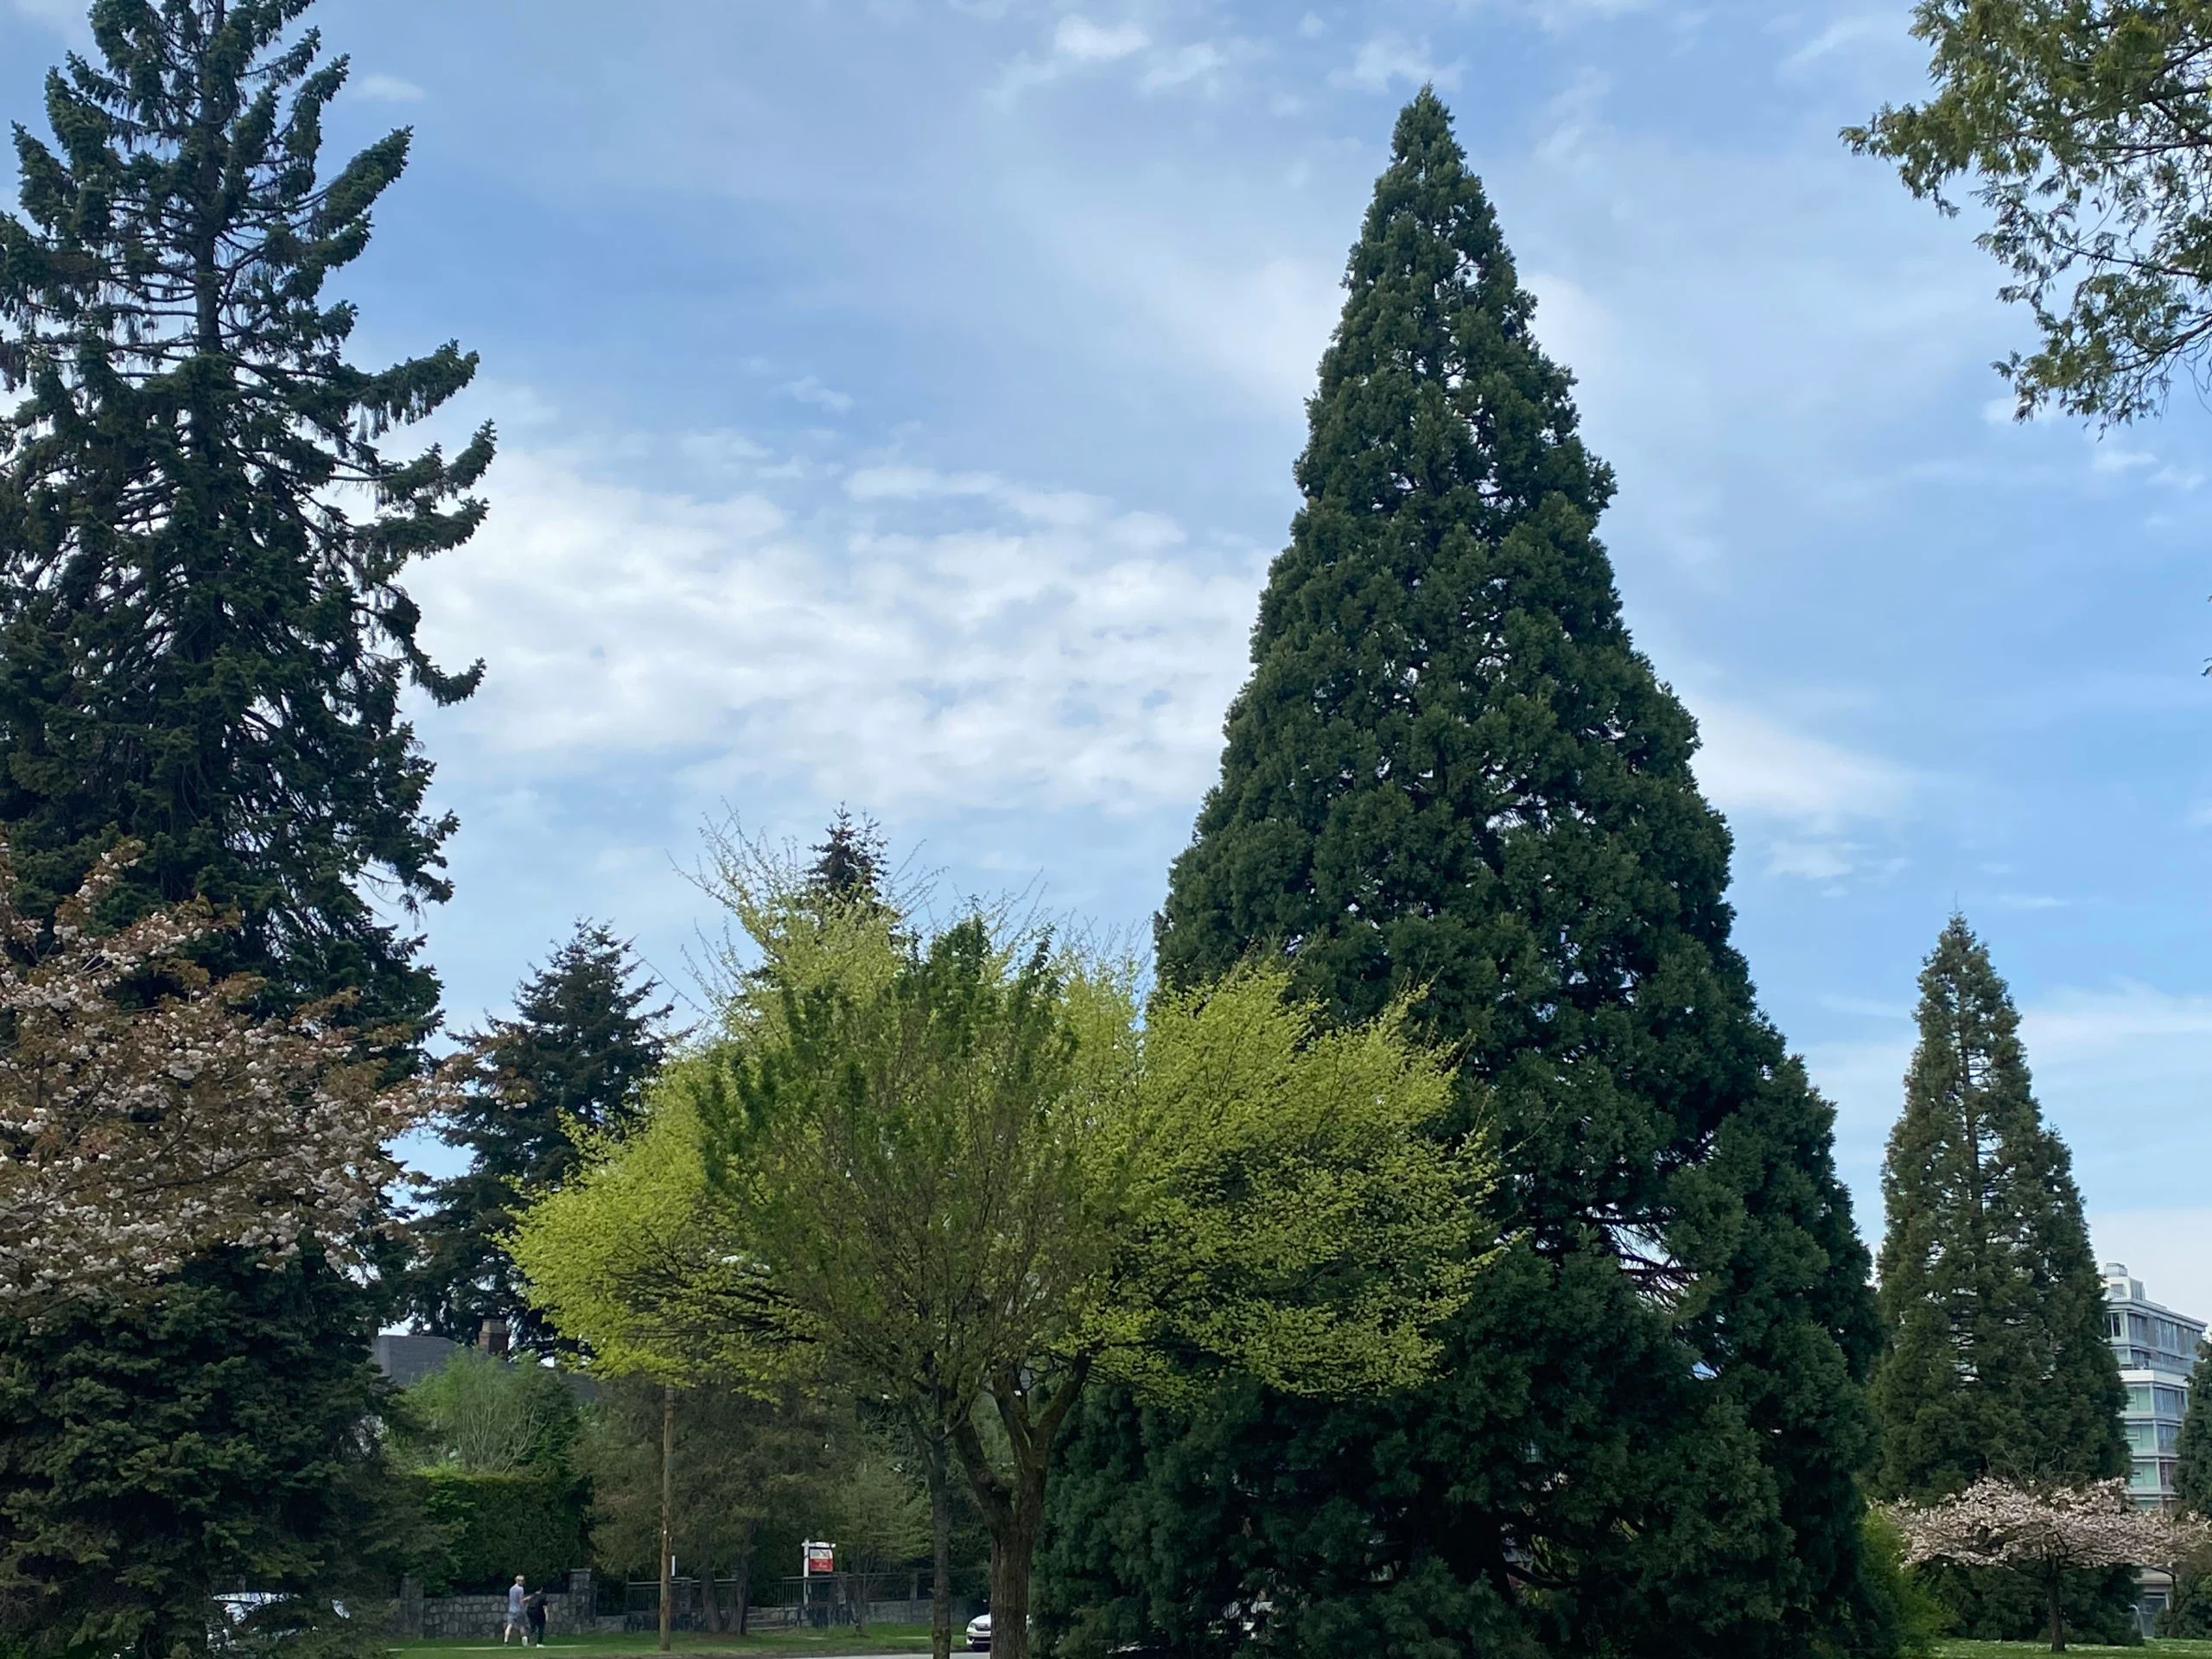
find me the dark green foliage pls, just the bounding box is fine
[410,925,670,1346]
[808,808,889,907]
[0,0,491,1033]
[1052,89,1886,1659]
[416,1471,588,1596]
[578,1376,853,1630]
[0,1249,426,1659]
[2177,1343,2212,1518]
[2156,1347,2212,1637]
[1869,918,2127,1493]
[0,7,481,1655]
[1871,916,2130,1640]
[1859,1512,1946,1659]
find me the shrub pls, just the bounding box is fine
[416,1471,588,1594]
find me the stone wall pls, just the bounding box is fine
[391,1571,620,1639]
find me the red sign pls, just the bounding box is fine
[804,1542,834,1575]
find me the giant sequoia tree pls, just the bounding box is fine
[0,4,485,1654]
[1046,92,1888,1659]
[1872,917,2132,1641]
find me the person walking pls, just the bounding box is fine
[526,1586,550,1648]
[505,1576,527,1645]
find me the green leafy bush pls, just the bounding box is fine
[416,1471,588,1593]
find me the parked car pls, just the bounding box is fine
[966,1612,991,1651]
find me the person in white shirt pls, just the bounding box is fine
[505,1577,528,1645]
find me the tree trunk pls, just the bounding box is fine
[659,1383,676,1653]
[925,1430,955,1659]
[950,1363,1092,1659]
[734,1526,755,1637]
[852,1568,870,1637]
[2048,1566,2065,1653]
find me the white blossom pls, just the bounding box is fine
[0,842,444,1305]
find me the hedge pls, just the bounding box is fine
[416,1469,589,1594]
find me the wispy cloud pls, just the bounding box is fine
[784,376,854,414]
[353,73,427,103]
[1054,16,1147,62]
[414,447,1265,817]
[1332,34,1458,93]
[994,15,1242,101]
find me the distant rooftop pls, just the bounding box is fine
[372,1331,462,1389]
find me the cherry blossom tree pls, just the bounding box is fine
[0,843,432,1305]
[1894,1476,2211,1651]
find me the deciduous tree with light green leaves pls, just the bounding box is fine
[515,838,1490,1659]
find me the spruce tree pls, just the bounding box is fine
[0,0,491,1033]
[808,806,889,906]
[0,1249,423,1659]
[1871,917,2132,1640]
[410,924,671,1346]
[1049,91,1887,1659]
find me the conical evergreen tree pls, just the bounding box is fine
[0,0,491,1033]
[808,806,889,906]
[410,924,671,1347]
[2177,1344,2212,1519]
[1871,916,2131,1640]
[1046,92,1886,1659]
[2161,1345,2212,1636]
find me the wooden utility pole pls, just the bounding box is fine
[659,1383,676,1653]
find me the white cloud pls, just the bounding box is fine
[1332,34,1458,94]
[413,448,1264,817]
[1781,14,1897,74]
[354,73,428,104]
[1139,42,1228,94]
[1044,212,1340,410]
[784,375,854,414]
[1052,16,1148,63]
[1688,697,1915,831]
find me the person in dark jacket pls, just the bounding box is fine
[525,1586,550,1646]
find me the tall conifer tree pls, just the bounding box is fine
[1872,917,2131,1639]
[0,4,483,1650]
[1047,92,1886,1658]
[410,924,671,1347]
[0,0,490,1033]
[2177,1345,2212,1519]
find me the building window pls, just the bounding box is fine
[2161,1423,2183,1454]
[2133,1460,2162,1491]
[2158,1386,2188,1418]
[2129,1422,2158,1452]
[2130,1385,2156,1414]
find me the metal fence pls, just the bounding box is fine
[620,1574,950,1634]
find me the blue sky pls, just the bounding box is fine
[6,0,2211,1313]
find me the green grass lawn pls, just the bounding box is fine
[389,1630,938,1658]
[1936,1643,2212,1656]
